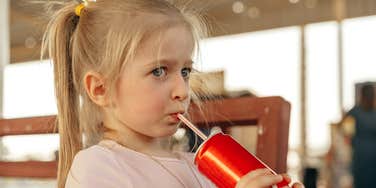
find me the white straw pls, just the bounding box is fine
[177,114,208,140]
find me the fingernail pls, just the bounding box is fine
[284,175,291,181]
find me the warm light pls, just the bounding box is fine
[289,0,300,4]
[25,36,37,49]
[3,60,57,118]
[232,1,245,14]
[1,134,59,161]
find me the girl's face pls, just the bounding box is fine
[106,25,194,139]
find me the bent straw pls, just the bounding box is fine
[177,114,208,140]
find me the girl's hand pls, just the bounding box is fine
[235,168,305,188]
[281,174,305,188]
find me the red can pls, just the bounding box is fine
[194,132,289,188]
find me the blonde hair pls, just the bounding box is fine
[41,0,209,187]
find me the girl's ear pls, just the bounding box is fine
[83,71,109,107]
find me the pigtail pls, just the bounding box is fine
[41,2,82,188]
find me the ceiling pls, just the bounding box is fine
[9,0,376,63]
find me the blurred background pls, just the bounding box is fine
[0,0,375,187]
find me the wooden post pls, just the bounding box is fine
[0,0,10,117]
[299,24,307,179]
[0,0,10,168]
[334,0,346,115]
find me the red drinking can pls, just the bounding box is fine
[194,132,290,188]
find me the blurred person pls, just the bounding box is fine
[341,83,376,188]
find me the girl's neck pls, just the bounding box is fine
[102,129,176,158]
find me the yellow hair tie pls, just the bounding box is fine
[75,3,85,17]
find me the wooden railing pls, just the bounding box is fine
[0,96,290,178]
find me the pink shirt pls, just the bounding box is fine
[65,140,216,188]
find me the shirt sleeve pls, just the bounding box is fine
[65,147,133,188]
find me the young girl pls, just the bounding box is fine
[43,0,303,187]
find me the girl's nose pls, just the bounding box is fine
[171,74,189,101]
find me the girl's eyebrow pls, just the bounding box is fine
[145,59,194,67]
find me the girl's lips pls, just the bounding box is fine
[169,113,182,122]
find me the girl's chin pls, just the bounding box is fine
[159,125,179,137]
[143,124,178,138]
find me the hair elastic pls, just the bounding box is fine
[74,0,97,17]
[75,3,85,17]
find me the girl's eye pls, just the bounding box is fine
[152,67,167,77]
[181,67,192,78]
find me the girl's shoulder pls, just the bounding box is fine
[66,141,133,187]
[70,142,124,174]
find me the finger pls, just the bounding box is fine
[248,174,283,187]
[236,169,270,188]
[281,174,291,183]
[291,182,305,188]
[244,168,273,179]
[236,169,272,188]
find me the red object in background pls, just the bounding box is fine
[195,133,290,188]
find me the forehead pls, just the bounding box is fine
[135,25,195,64]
